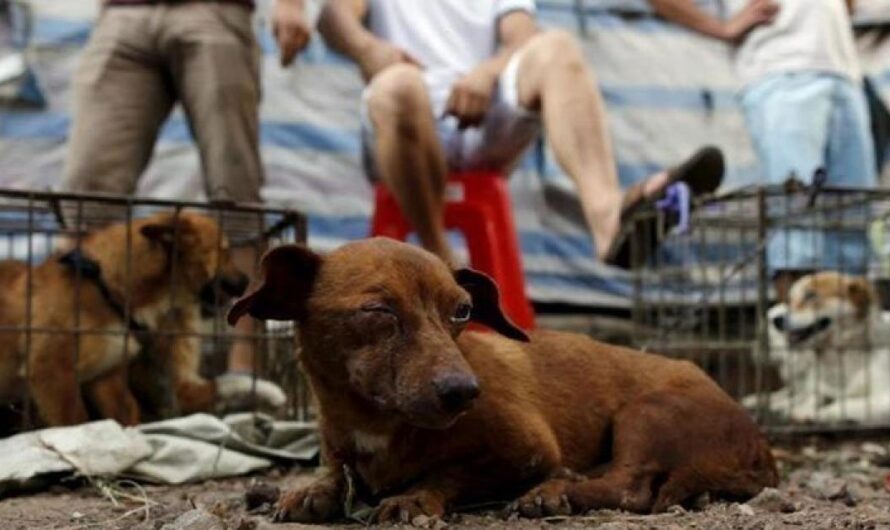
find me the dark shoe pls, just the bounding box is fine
[604,146,725,269]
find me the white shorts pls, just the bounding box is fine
[360,51,541,180]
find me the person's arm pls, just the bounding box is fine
[483,10,538,83]
[649,0,779,42]
[445,9,537,128]
[317,0,372,62]
[318,0,419,81]
[272,0,312,67]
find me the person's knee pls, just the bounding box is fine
[518,30,591,109]
[526,29,586,72]
[367,64,429,125]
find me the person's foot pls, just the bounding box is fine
[603,146,725,268]
[619,145,725,223]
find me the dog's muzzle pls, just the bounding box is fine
[433,372,480,414]
[772,314,833,345]
[200,274,249,315]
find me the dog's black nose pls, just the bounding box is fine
[433,373,479,413]
[771,314,786,331]
[221,274,249,297]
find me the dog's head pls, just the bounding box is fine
[139,212,249,305]
[227,238,529,429]
[770,272,876,350]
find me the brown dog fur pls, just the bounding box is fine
[229,238,778,523]
[0,212,247,427]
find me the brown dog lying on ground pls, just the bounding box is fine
[229,238,778,523]
[0,212,284,427]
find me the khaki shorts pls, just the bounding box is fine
[360,51,541,180]
[62,2,263,207]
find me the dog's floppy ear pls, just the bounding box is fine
[455,268,530,342]
[140,214,188,246]
[227,245,321,325]
[848,277,875,317]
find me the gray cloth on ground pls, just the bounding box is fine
[0,413,318,495]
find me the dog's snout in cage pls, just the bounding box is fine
[631,184,890,435]
[0,189,312,434]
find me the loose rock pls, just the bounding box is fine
[160,510,225,530]
[806,471,848,501]
[747,488,796,513]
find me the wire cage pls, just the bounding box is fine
[0,189,310,434]
[630,183,890,435]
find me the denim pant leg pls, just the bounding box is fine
[822,79,878,274]
[743,74,836,274]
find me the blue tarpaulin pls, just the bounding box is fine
[0,0,888,307]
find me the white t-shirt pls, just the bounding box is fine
[728,0,861,85]
[367,0,536,110]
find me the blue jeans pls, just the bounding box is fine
[742,73,878,274]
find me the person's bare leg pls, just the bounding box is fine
[367,64,455,265]
[516,30,677,261]
[228,245,260,373]
[515,30,622,261]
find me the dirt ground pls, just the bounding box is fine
[3,439,890,530]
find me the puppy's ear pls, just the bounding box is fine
[455,268,530,342]
[227,245,321,325]
[140,215,188,246]
[848,277,875,318]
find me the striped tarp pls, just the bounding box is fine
[0,0,888,307]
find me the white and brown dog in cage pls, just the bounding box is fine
[0,212,284,427]
[746,272,890,424]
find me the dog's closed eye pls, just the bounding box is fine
[360,301,398,317]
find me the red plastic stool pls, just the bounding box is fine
[370,170,536,330]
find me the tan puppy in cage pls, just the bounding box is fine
[0,212,283,427]
[230,238,777,523]
[751,272,890,424]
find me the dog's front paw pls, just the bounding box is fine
[273,482,342,523]
[511,479,573,518]
[373,491,445,524]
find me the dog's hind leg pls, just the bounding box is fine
[515,467,656,516]
[168,333,216,414]
[84,367,141,425]
[519,389,773,518]
[650,470,698,513]
[514,399,670,517]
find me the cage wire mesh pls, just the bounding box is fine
[0,189,311,434]
[631,184,890,435]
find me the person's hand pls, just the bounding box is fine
[357,40,421,82]
[723,0,779,42]
[445,64,498,129]
[273,0,312,67]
